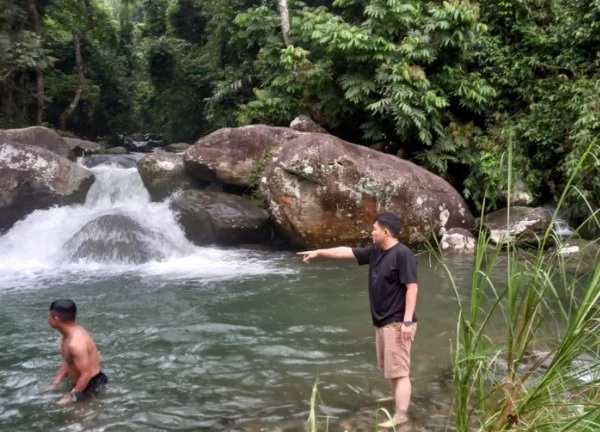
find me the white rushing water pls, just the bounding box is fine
[0,158,292,290]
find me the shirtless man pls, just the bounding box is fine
[44,299,108,405]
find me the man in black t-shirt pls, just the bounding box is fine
[297,212,418,428]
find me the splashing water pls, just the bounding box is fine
[0,158,293,291]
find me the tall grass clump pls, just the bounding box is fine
[440,139,600,431]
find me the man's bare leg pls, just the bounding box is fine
[378,377,411,428]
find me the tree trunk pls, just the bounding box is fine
[58,0,95,131]
[278,0,290,46]
[26,0,44,125]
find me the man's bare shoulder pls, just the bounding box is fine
[68,326,95,347]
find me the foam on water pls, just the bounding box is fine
[0,159,293,291]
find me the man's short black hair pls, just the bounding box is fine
[374,212,401,238]
[49,299,77,322]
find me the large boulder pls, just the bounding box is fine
[0,140,95,232]
[0,126,72,159]
[483,206,553,245]
[63,137,104,156]
[170,190,271,245]
[183,125,301,187]
[259,134,475,248]
[137,152,205,201]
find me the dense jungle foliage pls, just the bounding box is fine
[1,0,599,217]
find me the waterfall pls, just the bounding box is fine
[0,158,290,290]
[543,203,574,237]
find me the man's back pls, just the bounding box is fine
[62,325,101,383]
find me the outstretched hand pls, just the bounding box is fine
[297,250,318,264]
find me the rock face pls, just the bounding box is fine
[1,126,72,159]
[170,190,271,245]
[440,227,476,252]
[289,115,328,133]
[183,125,301,187]
[260,133,474,248]
[137,152,205,201]
[63,137,104,156]
[0,140,95,232]
[483,206,553,245]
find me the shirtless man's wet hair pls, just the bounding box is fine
[45,299,108,405]
[50,299,77,322]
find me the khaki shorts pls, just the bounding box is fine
[375,322,417,379]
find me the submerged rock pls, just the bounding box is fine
[63,214,169,264]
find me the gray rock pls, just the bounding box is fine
[105,146,129,155]
[63,214,170,264]
[1,126,72,159]
[483,206,553,245]
[289,115,327,133]
[170,190,271,245]
[63,137,104,156]
[137,152,205,201]
[440,227,476,252]
[0,140,95,232]
[165,143,191,153]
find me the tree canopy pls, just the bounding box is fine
[1,0,598,218]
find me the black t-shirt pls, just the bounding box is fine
[352,243,418,327]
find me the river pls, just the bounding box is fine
[0,158,500,431]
